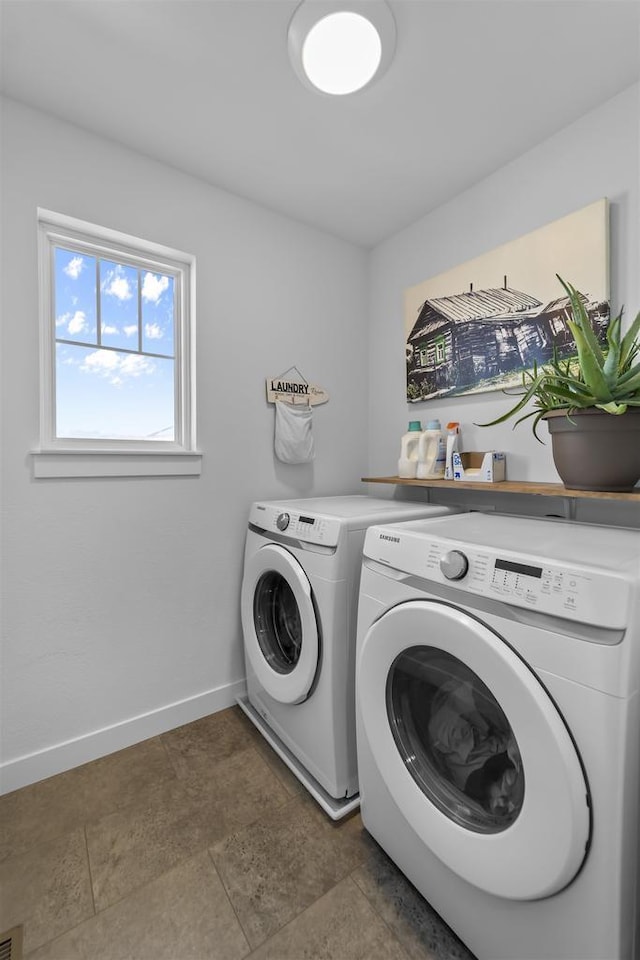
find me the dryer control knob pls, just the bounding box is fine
[276,512,290,531]
[440,550,469,580]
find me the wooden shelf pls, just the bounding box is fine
[361,477,640,502]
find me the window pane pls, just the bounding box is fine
[142,272,174,356]
[100,260,139,350]
[56,343,175,441]
[54,248,97,344]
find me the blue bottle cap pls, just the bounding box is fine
[426,419,441,430]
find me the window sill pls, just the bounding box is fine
[32,449,203,479]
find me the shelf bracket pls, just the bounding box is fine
[562,497,577,521]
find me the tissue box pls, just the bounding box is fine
[452,451,506,483]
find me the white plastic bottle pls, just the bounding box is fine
[444,421,461,480]
[416,419,446,479]
[398,421,422,478]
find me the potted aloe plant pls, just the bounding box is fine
[480,276,640,491]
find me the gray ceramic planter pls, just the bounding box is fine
[544,408,640,492]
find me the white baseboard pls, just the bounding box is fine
[0,678,247,795]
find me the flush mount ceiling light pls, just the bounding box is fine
[288,0,396,96]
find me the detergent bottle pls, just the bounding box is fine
[398,421,422,478]
[444,421,461,480]
[416,419,446,479]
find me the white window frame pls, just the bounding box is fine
[34,209,200,478]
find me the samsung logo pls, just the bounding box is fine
[379,533,400,543]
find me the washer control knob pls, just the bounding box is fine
[276,512,290,531]
[440,550,469,580]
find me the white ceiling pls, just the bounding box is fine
[1,0,639,247]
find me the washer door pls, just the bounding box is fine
[358,600,590,900]
[242,543,320,704]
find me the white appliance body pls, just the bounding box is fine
[240,495,457,817]
[355,512,640,960]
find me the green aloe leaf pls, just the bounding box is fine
[596,401,628,414]
[479,277,639,439]
[556,275,604,366]
[615,368,640,394]
[475,373,549,426]
[566,320,613,400]
[620,310,640,367]
[603,316,621,384]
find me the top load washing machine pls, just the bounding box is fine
[355,512,640,960]
[239,495,458,819]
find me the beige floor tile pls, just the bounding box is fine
[161,705,256,777]
[0,737,177,862]
[210,796,374,948]
[0,828,94,955]
[25,850,250,960]
[87,747,289,911]
[352,843,476,960]
[247,876,410,960]
[232,708,307,798]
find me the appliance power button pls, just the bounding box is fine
[276,512,290,531]
[439,550,469,581]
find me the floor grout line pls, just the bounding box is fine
[6,709,458,960]
[83,824,98,918]
[205,847,253,958]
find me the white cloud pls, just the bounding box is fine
[120,354,154,377]
[142,272,169,304]
[56,312,70,328]
[68,311,87,335]
[80,349,155,386]
[102,265,133,301]
[64,256,84,279]
[145,322,163,340]
[123,324,138,337]
[82,350,119,372]
[101,324,118,335]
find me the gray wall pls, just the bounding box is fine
[2,83,638,793]
[366,83,639,528]
[0,98,369,791]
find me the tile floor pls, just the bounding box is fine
[0,706,476,960]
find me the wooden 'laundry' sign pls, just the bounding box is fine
[265,377,329,406]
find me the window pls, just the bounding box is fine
[36,210,199,477]
[435,336,446,364]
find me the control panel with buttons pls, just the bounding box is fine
[367,526,629,630]
[250,503,341,547]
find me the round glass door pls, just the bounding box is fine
[241,543,320,704]
[357,599,590,900]
[254,571,303,674]
[387,647,524,834]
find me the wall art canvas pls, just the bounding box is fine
[404,199,610,403]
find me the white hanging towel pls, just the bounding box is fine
[274,400,315,463]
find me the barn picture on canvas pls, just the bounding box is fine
[404,199,610,403]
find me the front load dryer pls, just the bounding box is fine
[355,512,640,959]
[239,495,457,819]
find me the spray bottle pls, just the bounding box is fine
[444,422,461,480]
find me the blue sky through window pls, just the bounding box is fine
[54,248,97,342]
[100,260,139,351]
[54,248,176,440]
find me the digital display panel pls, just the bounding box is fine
[495,558,543,579]
[299,515,315,525]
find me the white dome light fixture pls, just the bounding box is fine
[288,1,396,96]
